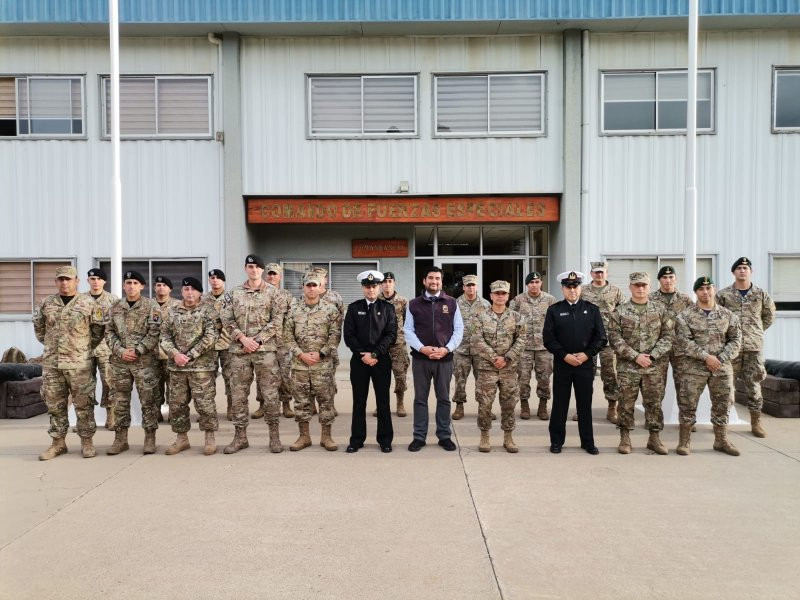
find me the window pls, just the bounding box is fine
[282,261,379,305]
[0,76,84,138]
[0,260,72,314]
[434,72,545,136]
[601,69,714,134]
[773,68,800,132]
[771,255,800,311]
[97,259,204,300]
[101,76,212,138]
[307,75,417,138]
[604,255,715,292]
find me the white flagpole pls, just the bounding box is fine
[684,0,699,293]
[109,0,122,297]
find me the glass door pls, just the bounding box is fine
[436,259,481,298]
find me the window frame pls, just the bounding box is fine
[99,74,214,140]
[279,260,380,305]
[769,253,800,313]
[771,66,800,134]
[94,257,206,299]
[0,258,76,318]
[0,74,86,140]
[599,68,716,136]
[602,254,717,291]
[305,73,419,140]
[432,71,547,138]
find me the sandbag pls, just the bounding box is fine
[0,363,43,383]
[765,360,800,381]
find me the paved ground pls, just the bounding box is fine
[2,371,799,600]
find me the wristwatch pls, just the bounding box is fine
[370,352,378,359]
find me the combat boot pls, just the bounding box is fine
[750,410,766,438]
[503,431,519,454]
[268,422,283,453]
[519,400,531,420]
[107,428,129,455]
[282,401,295,419]
[712,425,740,456]
[606,401,619,424]
[676,423,692,456]
[396,392,406,417]
[165,432,190,455]
[105,405,116,430]
[203,430,216,455]
[478,430,491,453]
[143,430,157,455]
[251,403,265,419]
[223,426,249,454]
[452,403,464,420]
[80,437,96,459]
[39,437,67,461]
[646,431,668,455]
[320,424,338,452]
[537,399,549,420]
[617,429,632,454]
[290,422,312,451]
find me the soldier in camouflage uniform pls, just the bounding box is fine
[34,266,105,460]
[160,277,219,455]
[675,277,743,456]
[201,268,233,421]
[471,281,527,453]
[452,274,491,421]
[86,268,119,429]
[581,261,625,424]
[105,270,163,455]
[716,257,776,438]
[153,275,181,422]
[284,272,342,451]
[509,271,556,420]
[377,271,409,416]
[312,266,345,417]
[220,254,284,454]
[608,273,673,455]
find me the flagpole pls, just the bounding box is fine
[684,0,699,293]
[109,0,122,297]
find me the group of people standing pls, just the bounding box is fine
[33,252,774,461]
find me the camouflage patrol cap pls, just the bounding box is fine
[462,274,479,286]
[490,280,510,293]
[629,272,650,285]
[182,277,203,293]
[55,266,77,279]
[265,263,282,275]
[525,272,542,284]
[311,266,328,276]
[657,265,676,279]
[303,272,323,286]
[731,257,752,272]
[693,276,714,291]
[590,261,607,272]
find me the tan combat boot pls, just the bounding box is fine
[165,432,190,455]
[39,437,67,461]
[203,430,216,455]
[105,405,116,430]
[320,424,338,452]
[80,436,96,458]
[713,425,740,456]
[478,430,491,453]
[617,429,632,454]
[143,430,157,454]
[750,410,766,438]
[537,399,549,420]
[607,401,619,424]
[676,423,692,456]
[503,431,519,454]
[646,431,668,455]
[396,392,406,417]
[519,400,531,420]
[251,403,265,419]
[107,428,129,455]
[223,426,249,454]
[282,401,295,418]
[452,403,464,420]
[290,422,312,452]
[268,422,283,453]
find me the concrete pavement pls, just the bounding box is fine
[2,371,799,600]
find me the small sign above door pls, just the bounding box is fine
[352,239,409,258]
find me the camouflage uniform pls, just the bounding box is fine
[220,280,282,428]
[453,295,491,405]
[649,289,693,399]
[33,293,105,439]
[283,299,342,424]
[201,290,233,416]
[471,308,527,432]
[607,301,673,431]
[105,296,163,431]
[254,285,294,412]
[88,290,118,410]
[675,304,742,426]
[154,297,182,413]
[318,287,345,406]
[380,291,410,399]
[581,282,624,407]
[509,290,556,410]
[716,284,776,412]
[159,302,219,434]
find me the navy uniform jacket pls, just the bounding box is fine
[543,299,607,368]
[344,298,397,357]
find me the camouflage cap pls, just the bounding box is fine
[490,280,510,293]
[303,272,323,286]
[462,274,479,285]
[265,263,282,274]
[55,266,77,279]
[657,265,676,279]
[590,261,607,272]
[629,272,650,285]
[311,266,328,277]
[731,256,752,272]
[693,276,714,291]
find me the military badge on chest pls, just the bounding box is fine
[442,305,449,314]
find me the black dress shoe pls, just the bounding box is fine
[408,439,426,452]
[346,445,359,453]
[549,444,562,454]
[584,445,599,455]
[381,446,392,453]
[438,438,457,451]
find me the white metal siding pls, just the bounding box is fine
[241,35,563,195]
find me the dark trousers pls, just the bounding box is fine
[549,363,595,447]
[349,354,393,447]
[411,356,454,442]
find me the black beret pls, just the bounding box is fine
[154,275,173,289]
[731,257,752,272]
[208,268,226,281]
[87,268,107,280]
[657,266,676,279]
[525,272,542,284]
[123,270,146,285]
[245,254,265,269]
[182,277,203,293]
[693,276,714,291]
[383,271,396,281]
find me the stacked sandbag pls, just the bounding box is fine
[0,353,45,419]
[735,360,800,418]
